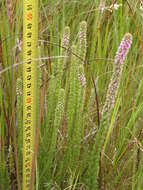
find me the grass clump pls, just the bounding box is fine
[0,1,143,190]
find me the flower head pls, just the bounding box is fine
[102,33,132,115]
[78,65,86,87]
[78,73,86,87]
[99,1,105,13]
[16,78,22,96]
[115,33,132,64]
[79,21,87,63]
[62,26,70,50]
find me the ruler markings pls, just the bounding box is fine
[23,1,38,190]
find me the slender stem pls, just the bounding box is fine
[91,73,100,127]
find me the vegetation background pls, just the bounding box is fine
[0,0,143,189]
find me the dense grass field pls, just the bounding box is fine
[0,0,143,189]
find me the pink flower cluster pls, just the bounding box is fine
[102,33,132,115]
[115,33,132,64]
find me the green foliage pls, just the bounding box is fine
[46,88,65,181]
[0,1,143,189]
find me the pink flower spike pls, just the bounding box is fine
[115,33,132,64]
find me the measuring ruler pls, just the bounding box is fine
[23,0,38,189]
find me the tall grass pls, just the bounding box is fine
[0,0,143,189]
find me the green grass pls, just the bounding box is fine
[0,0,143,189]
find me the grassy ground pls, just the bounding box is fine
[0,0,143,189]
